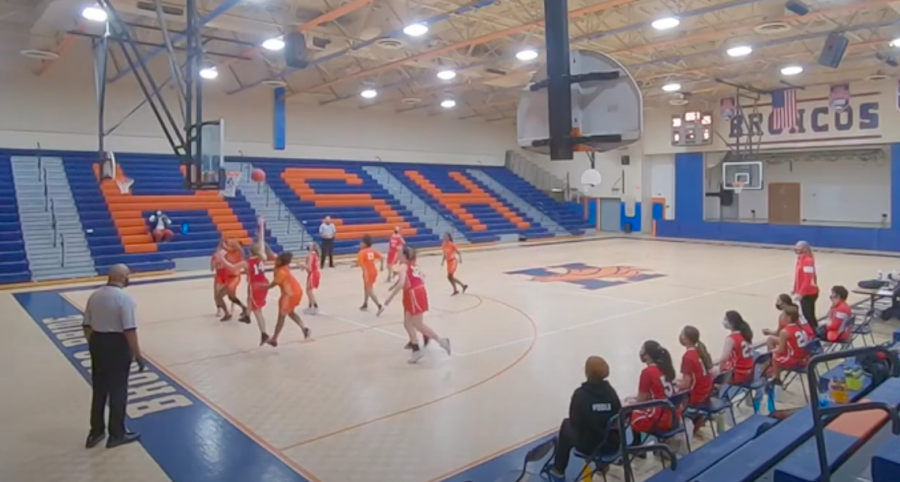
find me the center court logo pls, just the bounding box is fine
[506,263,665,290]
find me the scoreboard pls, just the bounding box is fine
[671,111,713,146]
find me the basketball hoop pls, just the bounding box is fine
[221,171,242,198]
[116,177,134,194]
[733,181,746,194]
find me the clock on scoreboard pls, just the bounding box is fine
[671,111,713,146]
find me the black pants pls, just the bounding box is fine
[89,332,132,438]
[553,418,595,473]
[800,293,819,328]
[321,238,335,268]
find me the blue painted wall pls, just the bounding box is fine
[272,88,286,151]
[656,145,900,252]
[621,202,642,232]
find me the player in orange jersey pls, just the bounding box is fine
[385,227,406,284]
[213,239,248,321]
[222,219,275,345]
[304,242,321,315]
[379,246,451,364]
[357,234,384,311]
[211,238,228,317]
[441,233,468,295]
[267,252,311,347]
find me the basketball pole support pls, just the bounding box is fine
[93,0,208,188]
[543,0,573,161]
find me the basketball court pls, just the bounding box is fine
[1,237,894,482]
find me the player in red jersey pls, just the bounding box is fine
[716,311,755,385]
[303,242,321,315]
[677,326,714,434]
[793,241,819,327]
[628,340,680,436]
[379,246,450,364]
[441,233,468,295]
[765,294,815,341]
[819,285,853,343]
[385,227,405,284]
[768,305,811,376]
[213,239,248,322]
[220,218,273,344]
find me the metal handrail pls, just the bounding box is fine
[43,170,49,212]
[59,233,66,267]
[50,199,57,246]
[806,346,900,482]
[617,399,679,481]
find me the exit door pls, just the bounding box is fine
[768,182,801,225]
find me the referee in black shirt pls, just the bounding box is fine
[83,264,146,449]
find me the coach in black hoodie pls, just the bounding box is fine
[548,356,622,480]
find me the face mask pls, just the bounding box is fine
[721,319,731,330]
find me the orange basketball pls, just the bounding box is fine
[251,168,266,183]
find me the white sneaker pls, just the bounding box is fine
[438,338,451,356]
[310,307,319,315]
[408,350,426,364]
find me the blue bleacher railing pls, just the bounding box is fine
[59,233,65,267]
[617,399,679,481]
[50,199,57,247]
[806,345,900,482]
[36,143,43,183]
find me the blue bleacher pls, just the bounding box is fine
[482,167,588,235]
[386,165,553,243]
[252,160,441,255]
[0,156,31,284]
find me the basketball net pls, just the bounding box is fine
[221,171,242,198]
[733,181,746,195]
[116,177,134,194]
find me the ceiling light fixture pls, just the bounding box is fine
[360,88,378,99]
[890,37,900,48]
[437,69,457,80]
[651,17,680,31]
[403,23,429,37]
[781,65,803,76]
[199,67,218,80]
[516,49,539,61]
[262,37,285,51]
[81,5,108,22]
[726,45,752,57]
[662,83,681,92]
[440,99,457,109]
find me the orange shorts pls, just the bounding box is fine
[446,259,458,276]
[362,269,377,288]
[225,275,240,294]
[278,293,302,314]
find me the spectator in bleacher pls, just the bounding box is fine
[817,285,853,343]
[547,356,621,482]
[715,311,755,385]
[677,326,714,434]
[319,216,336,268]
[764,294,815,340]
[627,341,679,437]
[149,210,174,243]
[792,241,819,327]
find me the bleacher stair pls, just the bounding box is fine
[0,156,31,284]
[11,156,96,281]
[467,168,569,236]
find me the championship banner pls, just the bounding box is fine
[829,83,850,113]
[719,97,737,121]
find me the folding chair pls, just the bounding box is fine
[853,310,877,346]
[644,391,692,454]
[683,371,733,438]
[539,416,624,482]
[782,340,823,403]
[726,352,773,414]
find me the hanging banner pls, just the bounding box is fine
[719,97,737,121]
[829,83,850,113]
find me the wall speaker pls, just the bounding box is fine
[284,32,308,69]
[818,32,848,68]
[785,0,809,16]
[621,155,631,166]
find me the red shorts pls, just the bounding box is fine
[403,286,429,315]
[215,269,230,286]
[387,251,399,266]
[249,285,268,310]
[307,271,320,290]
[630,407,674,434]
[774,354,808,370]
[224,275,240,294]
[279,294,302,315]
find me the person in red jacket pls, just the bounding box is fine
[792,241,819,328]
[817,285,854,343]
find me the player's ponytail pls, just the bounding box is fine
[402,245,416,261]
[725,310,754,344]
[643,340,676,382]
[683,326,714,371]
